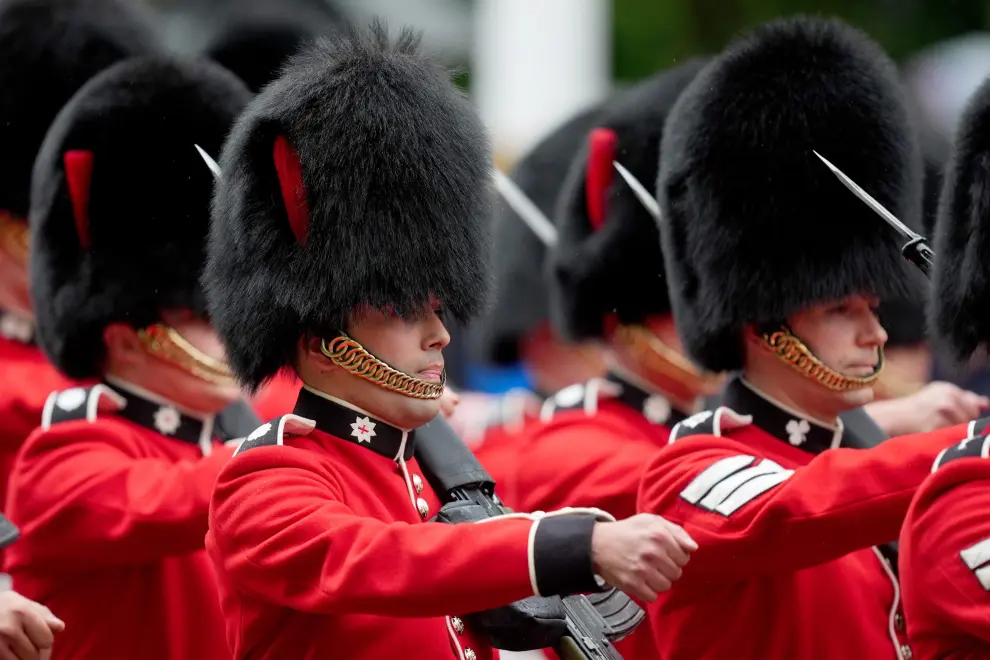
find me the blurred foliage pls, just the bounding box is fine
[613,0,989,82]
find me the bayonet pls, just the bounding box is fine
[194,144,222,181]
[612,161,661,221]
[493,169,558,247]
[813,150,933,278]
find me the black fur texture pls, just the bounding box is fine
[548,59,709,342]
[205,23,494,389]
[930,75,990,361]
[659,16,922,372]
[0,0,160,219]
[30,56,252,378]
[204,0,346,93]
[473,104,603,365]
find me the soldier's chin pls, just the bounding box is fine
[836,385,875,408]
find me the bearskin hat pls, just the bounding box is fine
[205,23,493,390]
[0,0,159,220]
[203,0,346,93]
[29,57,252,378]
[547,58,709,342]
[473,104,603,365]
[659,16,922,373]
[930,75,990,361]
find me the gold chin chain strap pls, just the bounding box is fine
[0,211,28,266]
[760,327,883,392]
[614,325,725,396]
[320,333,445,400]
[137,324,238,386]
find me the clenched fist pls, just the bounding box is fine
[0,591,64,660]
[591,513,698,603]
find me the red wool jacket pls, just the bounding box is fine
[899,421,990,660]
[207,386,602,660]
[637,383,975,660]
[5,382,234,660]
[0,335,77,512]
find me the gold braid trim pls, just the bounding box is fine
[760,328,883,392]
[614,325,725,397]
[137,324,238,386]
[0,211,28,266]
[320,334,445,400]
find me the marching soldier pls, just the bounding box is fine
[0,0,156,533]
[462,104,606,457]
[480,58,716,522]
[203,24,696,659]
[5,55,252,658]
[636,16,981,659]
[899,73,990,659]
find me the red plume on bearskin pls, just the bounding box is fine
[29,57,251,379]
[547,58,709,343]
[205,22,494,390]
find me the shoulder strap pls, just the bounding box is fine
[41,385,125,430]
[669,407,753,444]
[233,414,316,457]
[932,434,990,473]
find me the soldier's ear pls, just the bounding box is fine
[102,323,144,368]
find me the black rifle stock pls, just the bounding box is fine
[416,416,642,658]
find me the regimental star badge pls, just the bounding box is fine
[786,419,811,446]
[55,388,86,411]
[153,405,182,436]
[643,395,672,424]
[350,416,376,444]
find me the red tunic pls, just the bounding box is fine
[207,387,602,660]
[899,424,990,659]
[5,382,234,660]
[0,336,76,511]
[637,384,975,660]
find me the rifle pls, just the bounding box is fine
[415,416,644,658]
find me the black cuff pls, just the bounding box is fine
[532,514,598,597]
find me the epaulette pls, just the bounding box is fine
[41,385,125,430]
[932,434,990,473]
[668,407,753,444]
[232,414,316,457]
[539,379,621,422]
[968,417,990,438]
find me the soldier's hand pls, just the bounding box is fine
[439,387,461,419]
[590,513,698,603]
[0,591,64,660]
[868,382,989,435]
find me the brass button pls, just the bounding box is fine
[451,617,464,634]
[901,644,912,659]
[894,612,905,632]
[464,649,476,660]
[413,474,424,494]
[416,497,429,518]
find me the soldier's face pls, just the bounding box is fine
[335,301,451,429]
[788,294,888,379]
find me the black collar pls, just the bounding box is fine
[293,386,416,461]
[605,371,690,427]
[0,312,35,345]
[722,377,842,455]
[104,378,216,452]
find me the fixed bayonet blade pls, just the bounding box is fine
[813,150,920,241]
[493,169,558,247]
[194,144,222,181]
[813,150,934,278]
[613,161,661,221]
